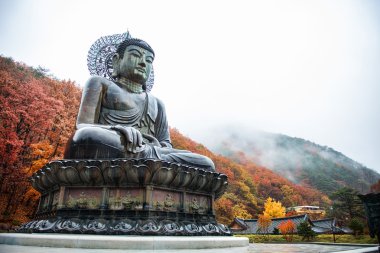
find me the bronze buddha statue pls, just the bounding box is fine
[64,38,215,171]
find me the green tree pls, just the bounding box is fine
[329,187,365,225]
[297,221,316,241]
[272,227,280,235]
[348,218,364,237]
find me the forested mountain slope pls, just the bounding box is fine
[170,129,330,224]
[212,130,380,194]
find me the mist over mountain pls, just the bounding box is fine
[203,128,380,195]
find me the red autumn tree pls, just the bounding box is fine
[370,180,380,193]
[278,220,296,242]
[0,56,81,223]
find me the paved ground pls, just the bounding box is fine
[0,244,378,253]
[247,243,377,253]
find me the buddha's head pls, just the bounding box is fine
[112,38,155,87]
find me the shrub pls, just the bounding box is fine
[297,221,316,241]
[349,218,364,236]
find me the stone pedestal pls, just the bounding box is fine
[18,159,230,235]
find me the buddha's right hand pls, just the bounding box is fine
[111,125,144,154]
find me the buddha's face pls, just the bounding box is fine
[115,45,154,84]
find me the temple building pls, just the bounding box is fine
[286,205,326,220]
[230,214,353,234]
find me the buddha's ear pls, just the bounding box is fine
[112,53,120,78]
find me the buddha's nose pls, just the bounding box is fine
[139,58,146,67]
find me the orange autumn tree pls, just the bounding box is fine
[371,180,380,193]
[257,214,272,235]
[278,220,296,242]
[263,197,286,218]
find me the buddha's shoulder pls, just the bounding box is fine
[148,94,166,109]
[84,76,117,89]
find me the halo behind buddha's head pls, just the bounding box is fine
[87,32,155,92]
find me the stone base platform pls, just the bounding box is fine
[0,233,248,250]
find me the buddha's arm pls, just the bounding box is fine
[76,76,104,128]
[155,99,172,148]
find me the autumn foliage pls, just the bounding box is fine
[278,220,296,242]
[263,197,286,218]
[0,56,81,224]
[370,180,380,193]
[257,214,272,235]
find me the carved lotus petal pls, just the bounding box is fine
[168,173,181,188]
[215,175,228,198]
[57,167,69,184]
[80,166,104,185]
[103,165,126,185]
[98,160,111,175]
[166,164,180,187]
[63,166,81,185]
[125,164,139,184]
[114,159,132,170]
[33,173,44,191]
[144,159,162,174]
[188,169,202,189]
[40,171,54,189]
[152,167,174,186]
[48,160,64,172]
[180,169,193,188]
[30,177,44,192]
[193,174,207,191]
[137,165,152,185]
[44,166,59,185]
[161,167,175,186]
[202,171,214,191]
[171,167,192,188]
[211,176,223,192]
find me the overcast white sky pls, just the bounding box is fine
[1,0,379,173]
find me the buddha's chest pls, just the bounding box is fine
[99,86,158,132]
[102,88,145,111]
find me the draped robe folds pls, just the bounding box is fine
[64,79,215,171]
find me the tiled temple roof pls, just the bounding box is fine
[231,215,353,234]
[234,214,308,234]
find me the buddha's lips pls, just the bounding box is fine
[136,68,145,73]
